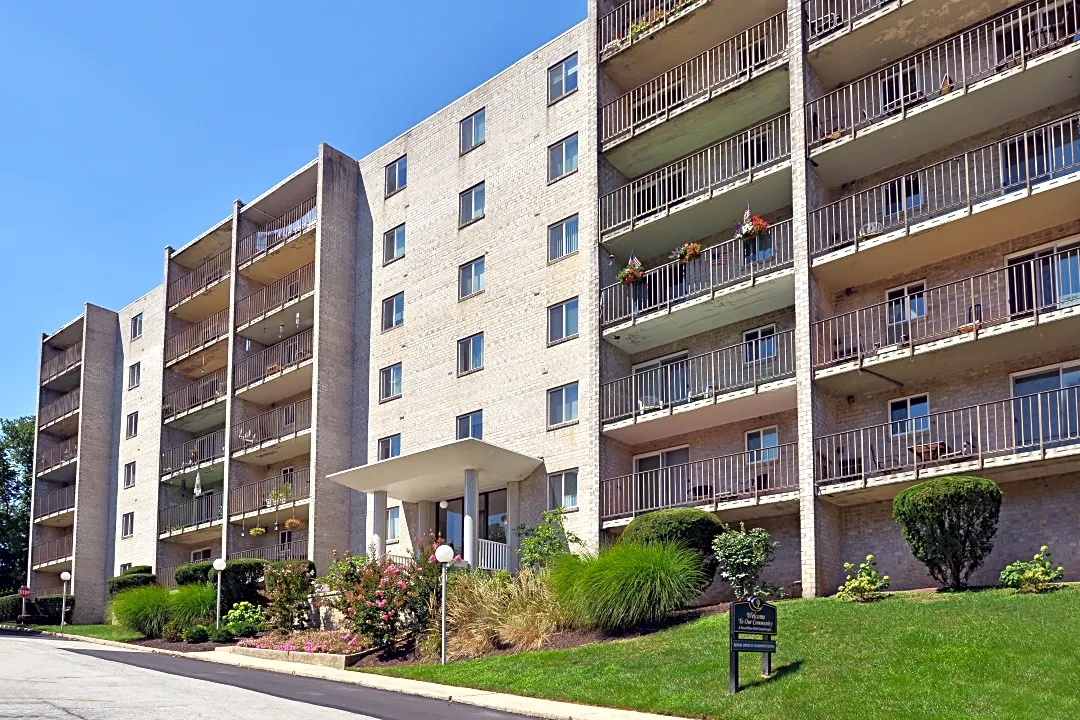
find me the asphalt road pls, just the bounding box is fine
[0,631,527,719]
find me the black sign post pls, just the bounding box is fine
[729,596,777,694]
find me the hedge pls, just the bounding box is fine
[174,561,215,586]
[219,558,267,609]
[122,565,153,576]
[30,595,72,624]
[107,572,156,596]
[0,594,21,622]
[620,508,726,576]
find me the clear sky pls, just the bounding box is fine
[0,0,586,420]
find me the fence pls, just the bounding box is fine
[231,398,312,450]
[228,540,308,562]
[164,309,229,363]
[235,262,315,327]
[233,329,313,390]
[167,248,231,306]
[163,368,228,420]
[237,196,318,265]
[158,494,224,534]
[159,429,226,476]
[31,534,73,566]
[33,485,76,519]
[228,469,311,515]
[477,539,511,571]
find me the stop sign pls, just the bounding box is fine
[17,586,30,599]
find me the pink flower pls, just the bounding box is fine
[454,554,462,563]
[429,554,436,563]
[376,599,387,608]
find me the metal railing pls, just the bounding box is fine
[159,429,226,477]
[601,113,791,235]
[816,386,1080,485]
[233,329,313,390]
[167,248,231,307]
[41,342,82,383]
[601,442,799,521]
[601,330,795,423]
[229,468,311,515]
[807,0,1080,150]
[162,368,228,421]
[164,309,229,363]
[38,437,78,474]
[477,539,511,571]
[810,111,1080,257]
[31,534,73,566]
[235,262,315,327]
[804,0,909,44]
[813,246,1080,368]
[39,389,80,427]
[157,564,180,589]
[600,12,787,146]
[228,540,308,562]
[30,585,64,599]
[237,196,318,265]
[159,494,224,534]
[600,220,793,328]
[231,398,312,451]
[598,0,699,58]
[33,485,76,519]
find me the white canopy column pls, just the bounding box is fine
[463,469,479,567]
[370,490,387,560]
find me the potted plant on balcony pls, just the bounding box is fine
[617,254,645,285]
[733,206,770,240]
[284,518,303,531]
[670,241,702,264]
[248,526,266,537]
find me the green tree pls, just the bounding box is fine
[0,417,34,594]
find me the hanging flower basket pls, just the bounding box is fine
[734,214,770,240]
[284,518,303,531]
[248,526,266,537]
[617,265,644,285]
[670,241,703,264]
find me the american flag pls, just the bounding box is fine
[743,203,752,226]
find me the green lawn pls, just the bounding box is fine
[32,624,144,643]
[368,587,1080,720]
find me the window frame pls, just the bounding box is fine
[548,54,579,105]
[385,155,408,198]
[458,256,486,300]
[743,324,778,363]
[190,547,213,562]
[381,292,405,332]
[121,512,134,539]
[888,393,931,437]
[456,409,484,440]
[547,215,580,263]
[547,297,580,346]
[547,381,580,429]
[127,362,141,390]
[378,434,401,461]
[547,468,579,511]
[123,461,136,489]
[379,363,403,403]
[119,563,132,574]
[125,411,139,439]
[745,425,780,462]
[387,506,401,542]
[547,133,580,184]
[460,108,486,155]
[457,332,485,376]
[382,224,406,265]
[459,181,486,228]
[130,313,143,341]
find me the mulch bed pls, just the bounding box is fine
[132,638,236,653]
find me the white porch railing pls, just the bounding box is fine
[477,539,511,571]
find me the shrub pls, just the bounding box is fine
[238,629,369,654]
[224,601,265,637]
[174,561,214,586]
[122,565,153,576]
[161,623,184,643]
[1000,545,1065,593]
[106,572,156,597]
[711,522,780,600]
[30,595,73,625]
[110,585,172,638]
[0,594,21,622]
[893,475,1001,589]
[516,509,582,570]
[551,542,704,631]
[621,508,725,576]
[207,626,234,643]
[264,561,315,630]
[837,555,890,603]
[219,558,268,610]
[183,625,209,644]
[170,583,216,628]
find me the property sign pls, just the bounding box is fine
[17,586,30,599]
[732,639,776,653]
[732,597,778,635]
[729,596,778,694]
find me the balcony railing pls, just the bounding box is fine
[235,262,315,327]
[167,249,231,307]
[233,329,313,390]
[815,386,1080,485]
[31,534,73,565]
[477,539,511,571]
[598,0,699,58]
[601,220,793,329]
[600,12,788,145]
[163,368,228,421]
[601,330,795,424]
[228,540,308,562]
[229,468,311,515]
[157,564,180,589]
[33,485,76,519]
[30,585,64,599]
[601,442,799,521]
[41,342,82,383]
[807,0,1080,150]
[809,111,1080,257]
[232,398,312,451]
[160,429,226,477]
[38,437,78,474]
[39,389,80,427]
[165,309,229,363]
[814,246,1080,369]
[601,114,792,236]
[237,196,318,266]
[159,494,223,534]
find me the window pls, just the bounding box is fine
[460,108,486,154]
[548,134,579,183]
[381,292,404,331]
[459,182,485,226]
[633,352,690,408]
[880,62,922,113]
[547,382,579,427]
[130,313,143,340]
[456,410,483,440]
[547,469,578,510]
[548,215,579,261]
[1012,362,1080,448]
[886,282,926,344]
[119,563,132,574]
[882,174,923,219]
[191,548,213,562]
[121,512,134,538]
[387,507,400,541]
[746,426,779,462]
[123,462,136,489]
[459,256,486,299]
[125,411,138,439]
[548,298,579,344]
[379,363,403,401]
[890,394,930,436]
[385,155,407,197]
[436,489,507,550]
[278,531,293,546]
[457,333,484,375]
[548,54,578,103]
[383,224,406,264]
[743,325,777,362]
[127,362,140,389]
[378,434,401,460]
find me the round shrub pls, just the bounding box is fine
[107,572,156,597]
[224,601,265,638]
[620,508,725,576]
[122,565,153,576]
[893,475,1002,589]
[169,583,216,629]
[219,558,268,610]
[0,594,21,622]
[183,625,209,644]
[207,626,234,643]
[30,595,73,625]
[174,561,214,586]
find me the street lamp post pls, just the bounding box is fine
[434,544,455,665]
[213,558,227,629]
[59,572,71,630]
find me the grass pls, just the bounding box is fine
[368,587,1080,720]
[33,624,145,642]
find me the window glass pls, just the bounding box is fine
[456,410,483,440]
[548,298,579,344]
[459,257,486,298]
[548,55,578,103]
[382,293,405,330]
[383,224,405,263]
[458,333,484,374]
[460,109,486,154]
[378,434,401,460]
[385,156,407,196]
[548,134,579,182]
[548,216,579,261]
[130,314,143,340]
[380,363,402,401]
[459,183,486,226]
[548,383,579,426]
[387,507,400,541]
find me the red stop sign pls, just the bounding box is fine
[17,586,30,599]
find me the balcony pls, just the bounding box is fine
[160,429,225,482]
[41,341,82,390]
[164,308,229,372]
[162,368,227,432]
[31,534,73,569]
[236,196,317,284]
[233,329,314,404]
[235,262,315,336]
[601,331,796,444]
[601,221,794,352]
[813,245,1080,394]
[37,437,77,479]
[228,539,308,563]
[228,468,311,520]
[807,0,1080,185]
[815,386,1080,503]
[231,398,312,463]
[809,112,1080,289]
[600,443,799,527]
[167,248,231,321]
[600,12,789,176]
[39,389,80,436]
[33,485,76,526]
[158,494,224,541]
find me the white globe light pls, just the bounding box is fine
[434,544,455,564]
[213,558,227,572]
[439,500,448,509]
[60,571,71,581]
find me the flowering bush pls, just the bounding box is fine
[238,629,369,655]
[263,561,315,630]
[734,214,770,240]
[670,241,702,264]
[224,601,265,637]
[836,555,890,603]
[1000,545,1065,593]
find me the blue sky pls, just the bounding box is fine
[0,0,586,420]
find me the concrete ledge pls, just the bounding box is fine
[217,645,370,669]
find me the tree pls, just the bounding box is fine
[0,417,34,594]
[711,522,780,600]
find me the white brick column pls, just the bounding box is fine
[463,469,479,567]
[370,490,387,559]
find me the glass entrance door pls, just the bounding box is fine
[1013,366,1080,449]
[634,447,691,513]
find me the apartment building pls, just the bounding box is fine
[26,0,1080,622]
